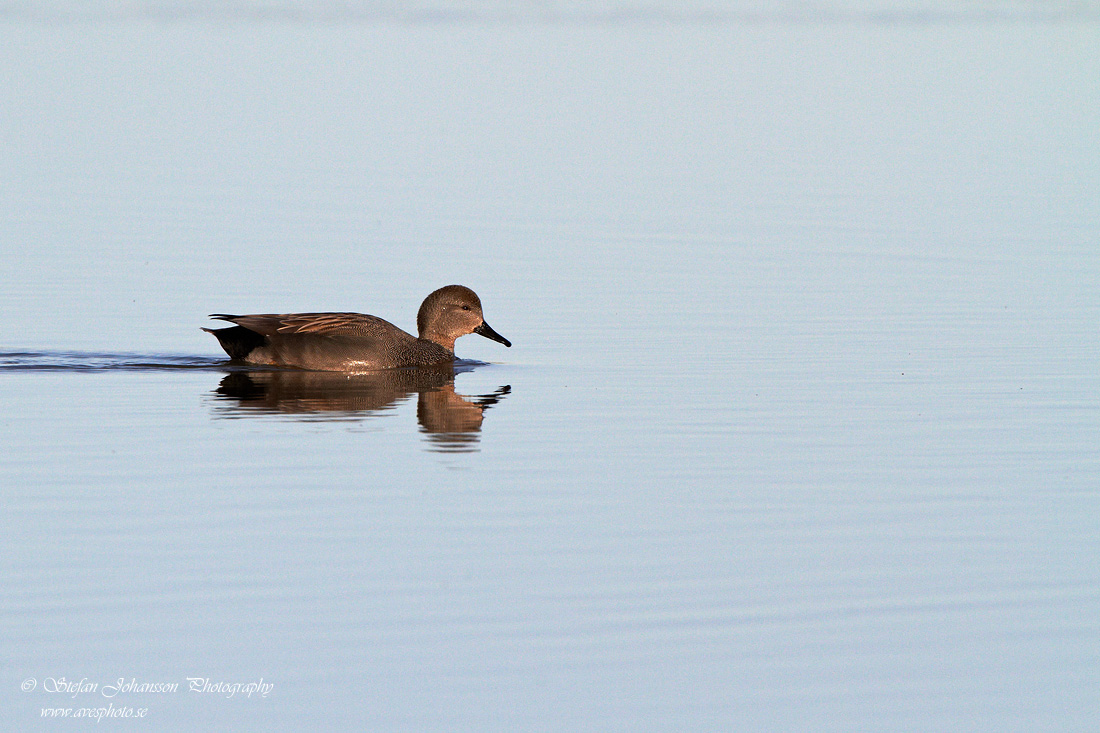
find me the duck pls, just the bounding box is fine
[204,284,510,371]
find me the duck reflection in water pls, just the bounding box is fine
[210,365,510,451]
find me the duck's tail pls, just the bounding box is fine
[202,324,266,361]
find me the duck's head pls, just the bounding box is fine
[417,285,511,352]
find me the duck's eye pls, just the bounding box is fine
[462,305,471,311]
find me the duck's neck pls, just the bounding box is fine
[420,331,457,352]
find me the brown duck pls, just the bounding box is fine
[204,285,511,371]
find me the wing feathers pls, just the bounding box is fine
[208,312,398,339]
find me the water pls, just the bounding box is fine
[2,3,1099,731]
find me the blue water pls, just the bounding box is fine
[2,4,1099,731]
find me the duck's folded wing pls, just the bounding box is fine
[210,313,395,338]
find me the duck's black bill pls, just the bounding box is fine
[475,322,511,348]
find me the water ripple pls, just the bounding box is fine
[0,350,231,372]
[0,350,494,373]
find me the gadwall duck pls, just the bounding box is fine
[204,285,510,371]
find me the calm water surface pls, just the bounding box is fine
[2,3,1098,731]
